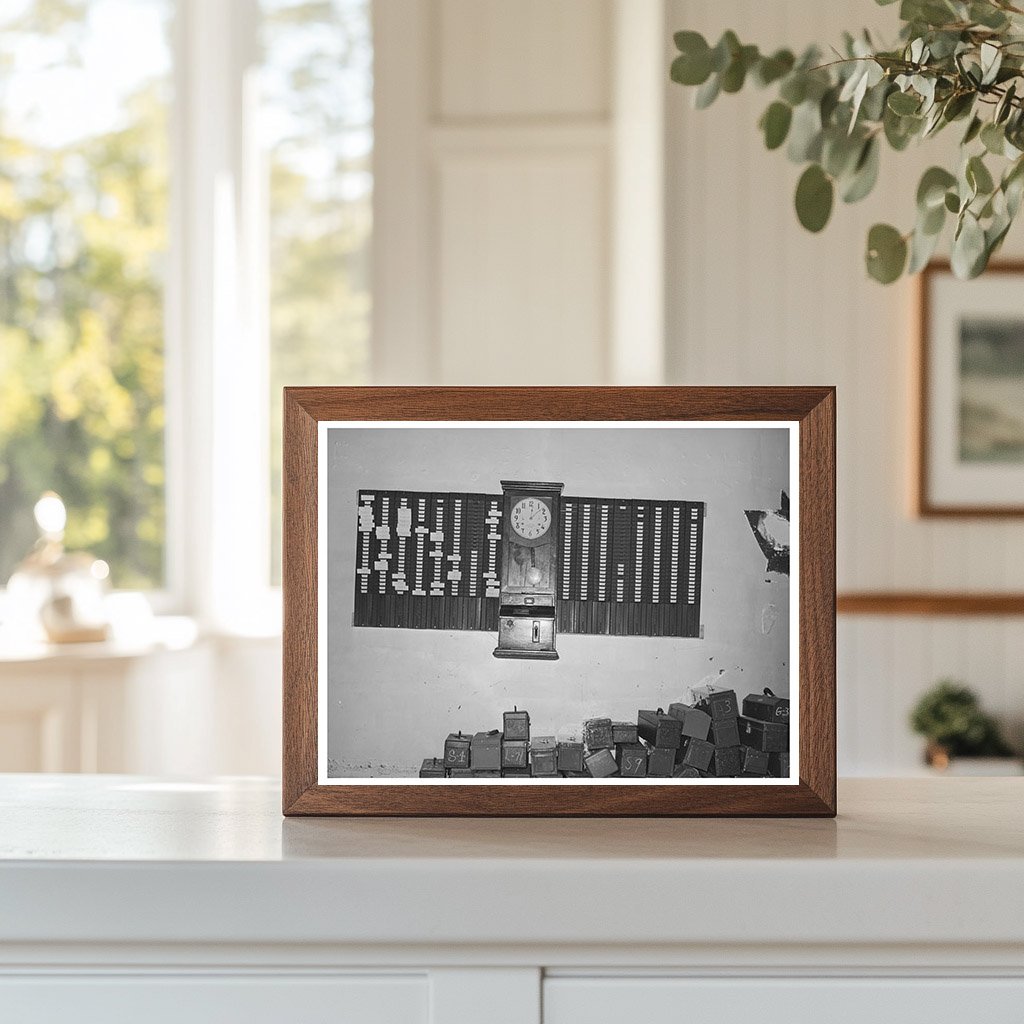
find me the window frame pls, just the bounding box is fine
[165,0,279,633]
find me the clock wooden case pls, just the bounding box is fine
[493,480,563,660]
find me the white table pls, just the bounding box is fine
[1,775,1022,1023]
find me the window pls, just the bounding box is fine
[262,0,373,581]
[0,0,373,614]
[0,0,172,589]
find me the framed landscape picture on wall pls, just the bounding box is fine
[282,387,836,816]
[918,262,1024,516]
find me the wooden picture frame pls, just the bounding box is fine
[283,387,836,816]
[917,260,1024,517]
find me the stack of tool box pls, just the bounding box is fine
[419,688,790,779]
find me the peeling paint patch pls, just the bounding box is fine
[689,671,726,695]
[761,603,778,635]
[745,491,790,575]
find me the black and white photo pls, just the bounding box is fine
[318,422,797,785]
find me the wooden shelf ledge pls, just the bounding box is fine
[838,592,1024,616]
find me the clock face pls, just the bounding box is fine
[510,497,552,540]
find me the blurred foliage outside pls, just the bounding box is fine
[0,0,372,592]
[0,0,171,588]
[264,0,372,582]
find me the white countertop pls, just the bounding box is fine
[2,775,1022,954]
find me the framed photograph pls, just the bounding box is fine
[282,387,835,816]
[918,261,1024,516]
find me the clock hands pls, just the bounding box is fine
[522,508,547,533]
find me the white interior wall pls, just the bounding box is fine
[145,0,1024,779]
[664,0,1024,772]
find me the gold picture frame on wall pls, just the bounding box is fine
[917,261,1024,517]
[282,386,836,817]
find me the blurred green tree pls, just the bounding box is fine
[0,0,169,588]
[264,0,372,582]
[0,0,372,592]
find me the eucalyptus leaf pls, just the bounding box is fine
[951,211,986,278]
[922,103,946,137]
[967,154,995,195]
[981,121,1005,155]
[795,164,834,232]
[866,223,908,283]
[957,56,982,89]
[980,42,1002,86]
[927,30,963,60]
[754,49,795,87]
[888,90,921,115]
[840,59,884,131]
[996,82,1017,124]
[820,85,841,126]
[920,199,946,235]
[1004,158,1024,216]
[861,79,892,122]
[760,101,793,150]
[671,55,701,88]
[1006,172,1024,218]
[842,137,880,203]
[987,214,1012,259]
[970,2,1009,29]
[822,128,863,178]
[694,73,721,109]
[903,0,958,28]
[908,221,943,273]
[710,31,740,73]
[721,44,759,93]
[942,91,974,122]
[962,115,983,145]
[779,73,807,106]
[958,158,978,208]
[884,106,921,150]
[917,166,957,210]
[787,101,823,162]
[801,68,833,104]
[674,29,707,53]
[914,75,937,111]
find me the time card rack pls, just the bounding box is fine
[352,487,705,639]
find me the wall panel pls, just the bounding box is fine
[436,150,608,384]
[438,0,611,120]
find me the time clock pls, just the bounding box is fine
[493,480,563,660]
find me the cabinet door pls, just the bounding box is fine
[544,977,1024,1023]
[0,673,82,771]
[0,974,428,1024]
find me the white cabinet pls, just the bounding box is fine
[544,977,1024,1023]
[1,975,429,1024]
[1,777,1022,1023]
[0,626,281,776]
[0,636,210,773]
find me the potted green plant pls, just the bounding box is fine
[670,0,1024,283]
[909,680,1019,772]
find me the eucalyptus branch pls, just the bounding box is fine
[670,0,1024,283]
